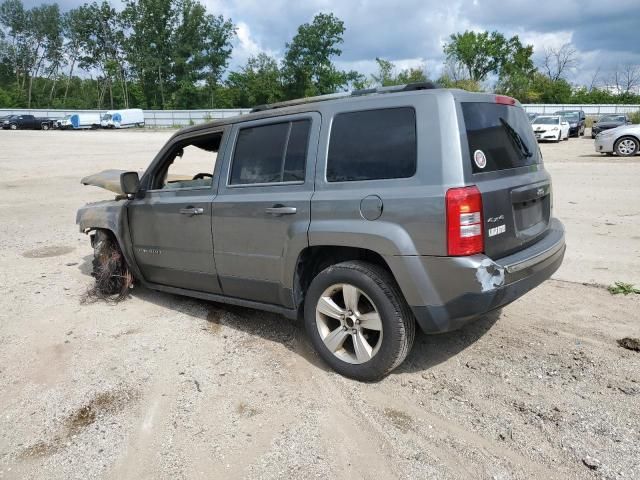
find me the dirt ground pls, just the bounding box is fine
[0,129,639,480]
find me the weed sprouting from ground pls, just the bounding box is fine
[607,282,640,295]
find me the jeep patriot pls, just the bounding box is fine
[77,83,566,380]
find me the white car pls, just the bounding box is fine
[531,115,570,142]
[594,124,640,156]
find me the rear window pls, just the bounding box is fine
[462,102,539,173]
[327,107,416,182]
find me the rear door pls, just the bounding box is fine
[212,113,320,307]
[460,100,551,259]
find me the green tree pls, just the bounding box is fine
[371,57,428,87]
[282,13,357,98]
[226,53,284,107]
[444,30,533,86]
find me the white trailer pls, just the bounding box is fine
[57,113,101,130]
[100,109,145,129]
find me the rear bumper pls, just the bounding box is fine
[385,218,565,333]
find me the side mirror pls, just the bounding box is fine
[120,171,140,196]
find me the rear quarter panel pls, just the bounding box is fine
[310,91,461,256]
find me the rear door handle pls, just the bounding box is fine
[265,206,297,216]
[179,207,204,216]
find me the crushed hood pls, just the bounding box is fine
[81,169,133,194]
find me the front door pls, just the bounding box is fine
[213,113,320,307]
[127,129,226,293]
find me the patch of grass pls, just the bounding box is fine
[629,110,640,125]
[607,281,640,295]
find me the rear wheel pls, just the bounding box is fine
[304,261,415,381]
[42,124,49,131]
[614,137,639,157]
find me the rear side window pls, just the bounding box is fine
[462,102,539,173]
[327,107,416,182]
[230,119,311,185]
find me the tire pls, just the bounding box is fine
[9,123,17,130]
[42,124,49,131]
[614,136,639,157]
[90,230,132,299]
[304,260,415,381]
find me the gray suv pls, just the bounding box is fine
[77,84,566,380]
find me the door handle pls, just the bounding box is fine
[265,206,297,216]
[179,207,204,216]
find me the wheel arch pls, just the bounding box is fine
[76,201,144,281]
[292,245,400,312]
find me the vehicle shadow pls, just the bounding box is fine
[77,254,499,378]
[129,285,332,373]
[395,309,501,375]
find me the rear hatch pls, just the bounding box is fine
[460,98,551,259]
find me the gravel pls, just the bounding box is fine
[0,130,639,479]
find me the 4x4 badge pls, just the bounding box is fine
[473,150,487,169]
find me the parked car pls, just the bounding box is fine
[57,113,101,130]
[2,114,55,130]
[554,110,586,137]
[531,115,570,142]
[100,108,145,128]
[594,124,640,156]
[77,84,565,380]
[591,114,631,138]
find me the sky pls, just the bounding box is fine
[24,0,640,88]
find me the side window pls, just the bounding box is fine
[229,119,311,185]
[327,107,416,182]
[153,132,223,190]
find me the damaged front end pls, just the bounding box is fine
[77,174,142,301]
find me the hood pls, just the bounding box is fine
[81,169,191,194]
[594,121,623,129]
[81,169,135,194]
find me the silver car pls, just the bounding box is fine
[594,124,640,156]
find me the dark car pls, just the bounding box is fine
[554,110,586,137]
[591,114,631,138]
[1,114,55,130]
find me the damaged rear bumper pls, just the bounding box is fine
[386,218,565,333]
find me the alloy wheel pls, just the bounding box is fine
[617,139,637,156]
[315,283,383,364]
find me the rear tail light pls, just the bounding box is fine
[495,95,516,105]
[446,186,484,256]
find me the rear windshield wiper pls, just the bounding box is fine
[500,118,533,158]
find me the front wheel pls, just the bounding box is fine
[9,123,17,130]
[614,137,639,157]
[304,261,415,381]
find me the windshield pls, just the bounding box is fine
[102,114,112,121]
[462,102,540,173]
[533,117,559,125]
[599,115,625,122]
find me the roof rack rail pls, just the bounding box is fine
[250,81,438,113]
[251,92,350,113]
[351,81,437,96]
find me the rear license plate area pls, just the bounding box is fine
[513,195,550,236]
